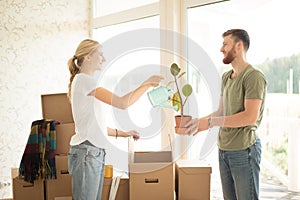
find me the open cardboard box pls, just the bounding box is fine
[129,140,175,200]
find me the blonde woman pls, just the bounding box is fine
[67,39,163,199]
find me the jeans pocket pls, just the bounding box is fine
[86,149,105,164]
[68,151,78,175]
[250,141,262,164]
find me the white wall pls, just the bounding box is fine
[0,0,89,198]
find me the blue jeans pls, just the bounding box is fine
[219,139,261,200]
[68,141,106,200]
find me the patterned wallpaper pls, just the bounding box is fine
[0,0,89,198]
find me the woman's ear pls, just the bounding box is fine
[84,55,91,61]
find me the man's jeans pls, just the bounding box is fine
[68,141,106,200]
[219,139,261,200]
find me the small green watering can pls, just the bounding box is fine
[147,86,178,110]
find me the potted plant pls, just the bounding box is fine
[167,63,193,134]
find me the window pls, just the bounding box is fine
[92,3,161,171]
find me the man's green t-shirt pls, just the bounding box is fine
[218,65,266,151]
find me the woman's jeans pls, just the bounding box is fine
[68,141,106,200]
[219,139,261,200]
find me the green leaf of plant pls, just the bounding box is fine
[178,72,186,79]
[172,92,181,111]
[182,84,193,97]
[170,63,180,76]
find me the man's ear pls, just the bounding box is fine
[236,40,243,50]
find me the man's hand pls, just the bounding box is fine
[185,117,210,135]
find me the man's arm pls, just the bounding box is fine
[185,97,262,135]
[210,98,262,128]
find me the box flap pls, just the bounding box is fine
[180,167,211,175]
[41,93,73,123]
[129,162,174,174]
[176,159,212,174]
[134,151,172,163]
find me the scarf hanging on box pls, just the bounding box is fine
[19,119,59,183]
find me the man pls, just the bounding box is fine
[186,29,266,199]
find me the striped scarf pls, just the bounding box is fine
[19,119,59,183]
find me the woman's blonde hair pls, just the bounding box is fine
[67,39,100,100]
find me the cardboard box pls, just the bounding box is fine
[41,93,73,123]
[129,151,175,200]
[13,178,44,200]
[45,155,72,200]
[176,160,212,200]
[55,123,75,155]
[54,197,72,200]
[11,168,19,179]
[101,177,129,200]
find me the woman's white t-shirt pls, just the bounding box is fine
[69,73,108,149]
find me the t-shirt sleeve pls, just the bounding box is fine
[221,71,231,96]
[244,70,266,99]
[75,74,97,96]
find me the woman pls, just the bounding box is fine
[67,39,163,199]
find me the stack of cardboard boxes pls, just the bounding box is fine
[13,93,74,200]
[42,93,74,200]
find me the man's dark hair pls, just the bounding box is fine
[222,29,250,51]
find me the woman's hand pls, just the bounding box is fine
[125,130,140,141]
[142,75,164,87]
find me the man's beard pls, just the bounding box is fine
[222,47,236,64]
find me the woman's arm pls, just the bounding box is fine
[89,75,163,109]
[107,127,140,140]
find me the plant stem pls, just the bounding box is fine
[174,76,184,116]
[182,97,188,107]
